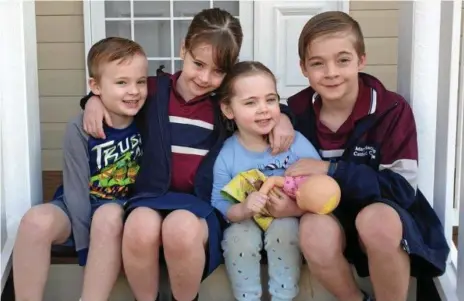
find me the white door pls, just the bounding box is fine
[253,1,348,101]
[85,0,253,77]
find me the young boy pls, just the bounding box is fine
[285,11,449,301]
[13,37,148,301]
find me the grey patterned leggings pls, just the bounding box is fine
[221,218,301,301]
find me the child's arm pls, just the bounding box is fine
[211,152,256,222]
[79,76,155,139]
[62,116,92,266]
[259,176,285,195]
[329,101,418,209]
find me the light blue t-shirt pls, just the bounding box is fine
[211,131,321,217]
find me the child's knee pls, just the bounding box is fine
[18,204,69,242]
[299,214,345,264]
[264,218,299,249]
[356,203,403,250]
[222,220,263,256]
[91,203,124,237]
[124,208,162,248]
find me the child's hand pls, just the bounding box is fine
[270,114,295,155]
[267,187,304,218]
[244,192,269,216]
[83,95,113,139]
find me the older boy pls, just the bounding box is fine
[285,11,449,301]
[13,37,148,301]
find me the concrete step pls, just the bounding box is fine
[44,264,417,301]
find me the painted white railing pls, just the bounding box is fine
[397,1,463,300]
[0,0,42,293]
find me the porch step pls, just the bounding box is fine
[43,264,417,301]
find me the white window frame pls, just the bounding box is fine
[0,0,42,292]
[83,0,254,91]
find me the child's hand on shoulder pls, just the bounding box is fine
[285,158,330,177]
[270,114,295,155]
[243,192,269,217]
[83,95,112,139]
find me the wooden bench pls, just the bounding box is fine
[1,171,452,300]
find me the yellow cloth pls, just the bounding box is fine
[221,169,274,231]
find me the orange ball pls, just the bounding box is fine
[295,174,341,214]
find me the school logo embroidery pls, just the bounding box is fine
[353,145,376,160]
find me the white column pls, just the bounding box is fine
[397,0,441,204]
[398,1,464,300]
[0,0,42,292]
[433,1,463,301]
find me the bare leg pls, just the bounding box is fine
[81,203,124,301]
[162,210,208,301]
[356,203,410,301]
[13,204,71,301]
[122,207,163,301]
[299,213,363,301]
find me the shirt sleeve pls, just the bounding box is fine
[211,150,233,218]
[62,116,92,253]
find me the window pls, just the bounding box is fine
[85,0,253,77]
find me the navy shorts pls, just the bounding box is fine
[333,198,449,278]
[49,196,126,247]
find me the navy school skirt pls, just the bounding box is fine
[124,192,226,279]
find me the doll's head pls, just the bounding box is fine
[295,174,341,214]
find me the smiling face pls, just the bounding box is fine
[89,53,148,118]
[300,31,366,102]
[221,72,281,137]
[177,43,226,101]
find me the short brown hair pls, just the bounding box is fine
[216,61,278,106]
[298,11,365,62]
[87,37,146,80]
[185,8,243,73]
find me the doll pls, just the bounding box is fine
[258,174,341,214]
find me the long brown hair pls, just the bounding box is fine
[184,8,243,73]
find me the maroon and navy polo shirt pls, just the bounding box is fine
[147,72,215,193]
[312,80,377,160]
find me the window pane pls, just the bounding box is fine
[105,1,130,18]
[213,1,239,16]
[174,60,183,72]
[106,21,131,39]
[173,1,209,17]
[149,60,172,75]
[134,21,171,58]
[134,1,170,18]
[174,20,191,53]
